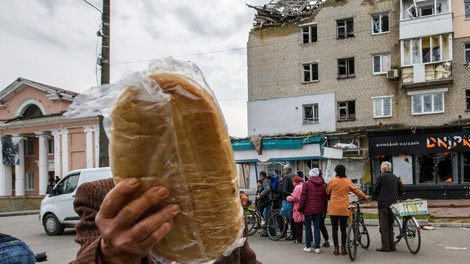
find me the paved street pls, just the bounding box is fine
[1,214,469,264]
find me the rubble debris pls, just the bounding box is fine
[247,0,322,29]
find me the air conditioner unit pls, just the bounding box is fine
[387,69,399,79]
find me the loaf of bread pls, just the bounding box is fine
[110,72,244,263]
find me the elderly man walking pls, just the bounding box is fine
[373,161,404,252]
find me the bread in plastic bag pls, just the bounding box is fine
[65,57,245,263]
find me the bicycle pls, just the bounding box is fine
[392,212,421,254]
[244,205,262,236]
[265,200,289,241]
[347,199,370,261]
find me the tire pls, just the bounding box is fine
[358,219,370,249]
[245,209,260,236]
[347,223,357,261]
[43,214,64,236]
[404,217,421,254]
[393,215,402,244]
[266,212,286,241]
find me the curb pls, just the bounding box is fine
[0,210,39,217]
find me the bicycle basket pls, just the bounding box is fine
[390,200,428,216]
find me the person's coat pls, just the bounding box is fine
[286,182,305,223]
[298,176,327,216]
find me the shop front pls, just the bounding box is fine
[368,127,470,199]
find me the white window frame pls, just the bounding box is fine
[371,13,390,34]
[338,57,355,78]
[373,96,393,118]
[465,43,470,64]
[466,1,470,19]
[408,88,447,115]
[338,101,356,121]
[372,54,391,74]
[401,34,452,66]
[26,172,34,191]
[336,18,354,39]
[303,104,319,124]
[302,62,319,82]
[300,23,317,44]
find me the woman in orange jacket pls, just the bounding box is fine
[326,164,368,256]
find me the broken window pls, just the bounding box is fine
[336,18,354,39]
[302,62,318,82]
[403,0,448,19]
[372,54,390,74]
[371,13,389,34]
[402,34,451,66]
[338,57,355,78]
[302,24,317,44]
[338,101,356,121]
[411,92,444,115]
[373,96,392,118]
[303,104,319,124]
[466,90,470,111]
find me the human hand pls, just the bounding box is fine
[96,178,180,264]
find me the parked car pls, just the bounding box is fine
[39,167,112,235]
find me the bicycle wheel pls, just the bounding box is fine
[393,215,402,244]
[404,217,421,254]
[266,212,286,241]
[347,223,358,261]
[245,209,260,236]
[358,218,370,249]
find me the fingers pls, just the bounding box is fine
[99,178,141,218]
[112,186,170,226]
[135,204,180,249]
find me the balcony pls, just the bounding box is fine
[400,0,452,39]
[401,62,453,88]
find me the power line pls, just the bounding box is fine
[82,0,102,13]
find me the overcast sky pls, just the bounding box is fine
[0,0,268,137]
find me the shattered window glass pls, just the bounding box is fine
[302,25,317,44]
[337,18,353,39]
[412,93,444,115]
[465,43,470,64]
[466,90,470,110]
[302,63,318,82]
[412,95,422,114]
[303,104,318,124]
[434,93,443,112]
[338,101,355,121]
[466,1,470,19]
[338,58,355,78]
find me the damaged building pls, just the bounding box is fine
[234,0,470,199]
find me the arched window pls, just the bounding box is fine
[22,104,43,118]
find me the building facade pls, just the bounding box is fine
[241,0,470,198]
[0,78,101,197]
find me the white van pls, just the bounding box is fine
[39,167,112,235]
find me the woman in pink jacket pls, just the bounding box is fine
[287,176,305,244]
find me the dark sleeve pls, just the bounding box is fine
[70,180,110,264]
[397,178,404,196]
[214,218,262,264]
[298,183,307,213]
[373,175,382,200]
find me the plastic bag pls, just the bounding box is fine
[65,57,245,263]
[280,200,293,217]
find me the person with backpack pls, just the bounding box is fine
[256,171,271,237]
[280,164,296,241]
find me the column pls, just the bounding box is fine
[36,132,49,195]
[14,136,25,196]
[84,126,94,168]
[0,137,13,196]
[94,126,100,168]
[61,129,69,175]
[52,130,61,178]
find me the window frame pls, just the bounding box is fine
[466,1,470,19]
[466,90,470,111]
[302,103,319,124]
[338,101,356,121]
[465,43,470,64]
[301,23,317,44]
[302,62,319,83]
[371,12,390,34]
[48,138,54,154]
[338,57,355,79]
[373,96,393,118]
[24,138,34,156]
[372,54,391,74]
[336,18,354,39]
[408,89,446,115]
[26,172,34,191]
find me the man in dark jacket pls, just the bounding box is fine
[298,168,328,254]
[373,161,404,252]
[280,164,296,240]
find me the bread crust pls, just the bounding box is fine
[110,73,243,262]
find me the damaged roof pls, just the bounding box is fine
[247,0,322,29]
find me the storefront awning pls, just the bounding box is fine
[233,142,322,163]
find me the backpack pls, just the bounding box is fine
[270,175,280,195]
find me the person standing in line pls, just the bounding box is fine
[326,164,368,256]
[298,168,328,254]
[280,164,296,241]
[286,176,305,244]
[256,171,271,237]
[318,169,330,248]
[373,161,404,252]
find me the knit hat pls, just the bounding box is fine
[308,168,320,177]
[293,176,303,184]
[283,164,291,169]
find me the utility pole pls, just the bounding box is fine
[98,0,110,167]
